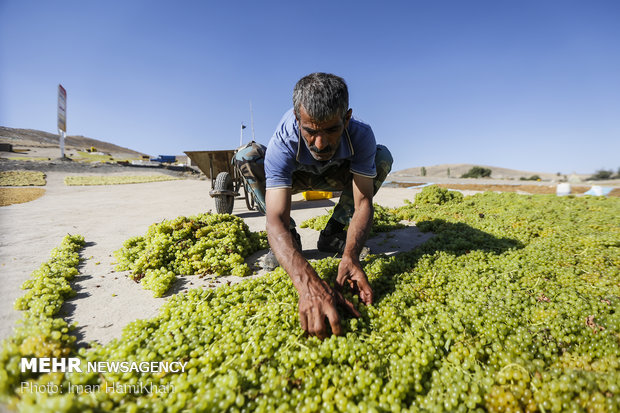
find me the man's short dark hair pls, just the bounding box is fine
[293,73,349,122]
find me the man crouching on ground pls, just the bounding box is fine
[235,72,393,339]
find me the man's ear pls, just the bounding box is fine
[344,109,353,127]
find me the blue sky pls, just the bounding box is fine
[1,0,618,174]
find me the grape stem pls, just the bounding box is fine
[499,363,530,377]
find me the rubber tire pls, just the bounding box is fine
[214,172,234,214]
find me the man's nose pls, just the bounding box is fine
[314,135,328,150]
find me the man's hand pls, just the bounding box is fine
[298,277,361,339]
[266,188,362,339]
[336,256,374,305]
[335,173,375,306]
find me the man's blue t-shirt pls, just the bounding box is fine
[265,108,377,189]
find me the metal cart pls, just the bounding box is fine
[184,149,258,214]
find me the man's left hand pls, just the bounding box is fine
[336,257,374,305]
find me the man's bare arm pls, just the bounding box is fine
[265,188,359,338]
[337,174,375,305]
[343,174,374,259]
[265,188,312,284]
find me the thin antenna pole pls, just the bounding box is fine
[240,123,245,146]
[249,100,256,141]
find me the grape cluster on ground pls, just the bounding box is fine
[114,213,268,297]
[1,186,618,412]
[64,175,181,186]
[300,204,405,235]
[0,171,46,186]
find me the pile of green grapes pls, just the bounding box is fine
[114,213,268,296]
[64,175,180,186]
[301,203,405,234]
[1,188,618,412]
[0,170,46,186]
[0,235,84,400]
[410,184,464,206]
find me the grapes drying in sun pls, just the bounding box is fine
[1,190,618,412]
[64,175,181,186]
[0,170,46,186]
[114,213,268,296]
[301,203,405,235]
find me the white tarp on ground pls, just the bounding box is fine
[584,185,614,196]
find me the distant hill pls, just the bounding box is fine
[392,163,564,180]
[0,126,147,157]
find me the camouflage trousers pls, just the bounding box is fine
[234,142,393,227]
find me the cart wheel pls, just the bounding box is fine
[214,172,234,214]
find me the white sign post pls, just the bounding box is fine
[57,84,67,158]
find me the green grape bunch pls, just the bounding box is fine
[114,213,268,297]
[414,185,464,206]
[301,203,405,235]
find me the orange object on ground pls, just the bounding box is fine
[302,191,333,200]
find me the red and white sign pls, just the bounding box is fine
[58,84,67,132]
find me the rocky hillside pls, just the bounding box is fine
[392,163,565,180]
[0,126,147,157]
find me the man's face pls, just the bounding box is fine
[297,106,352,161]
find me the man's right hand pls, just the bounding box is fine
[298,277,361,339]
